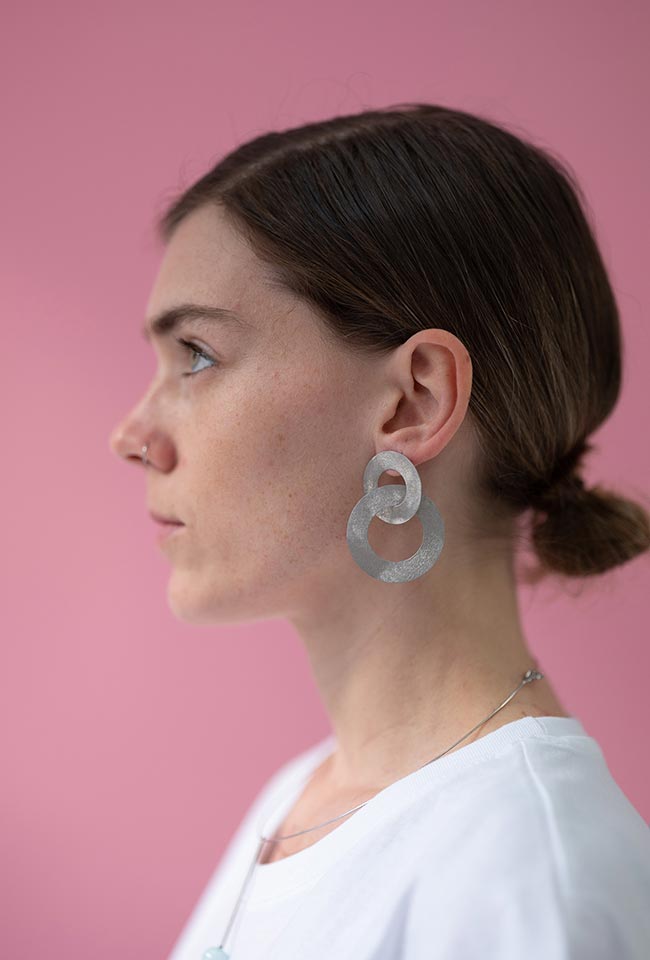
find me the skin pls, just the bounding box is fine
[109,203,569,862]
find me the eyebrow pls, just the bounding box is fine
[141,303,250,341]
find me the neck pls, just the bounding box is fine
[288,530,564,795]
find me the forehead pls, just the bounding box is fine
[145,203,279,324]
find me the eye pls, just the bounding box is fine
[176,338,218,377]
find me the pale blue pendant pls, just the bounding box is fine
[202,948,229,959]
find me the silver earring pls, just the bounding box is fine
[346,450,444,582]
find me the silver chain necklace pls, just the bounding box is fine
[201,666,544,959]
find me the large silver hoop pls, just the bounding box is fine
[346,450,445,582]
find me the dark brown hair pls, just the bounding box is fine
[156,102,650,583]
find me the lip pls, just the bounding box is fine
[149,509,184,524]
[154,521,186,545]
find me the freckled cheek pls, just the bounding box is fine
[196,373,342,513]
[191,399,352,556]
[240,376,328,463]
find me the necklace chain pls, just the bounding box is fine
[206,667,544,958]
[260,667,544,844]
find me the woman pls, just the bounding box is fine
[109,103,650,959]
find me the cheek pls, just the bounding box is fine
[222,366,343,473]
[197,375,358,555]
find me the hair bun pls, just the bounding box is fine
[534,471,586,511]
[530,481,650,577]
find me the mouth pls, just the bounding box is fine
[148,509,186,545]
[155,522,185,545]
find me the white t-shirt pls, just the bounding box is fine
[167,716,650,959]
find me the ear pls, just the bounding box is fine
[373,328,472,477]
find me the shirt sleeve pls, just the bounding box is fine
[401,875,650,960]
[562,893,650,960]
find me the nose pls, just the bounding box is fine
[108,415,147,465]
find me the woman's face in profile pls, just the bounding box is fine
[109,204,379,625]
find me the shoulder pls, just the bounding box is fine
[403,732,650,958]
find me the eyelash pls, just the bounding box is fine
[176,338,218,377]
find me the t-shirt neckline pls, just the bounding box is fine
[245,715,588,904]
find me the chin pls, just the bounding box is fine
[165,580,251,627]
[165,580,214,625]
[167,594,219,626]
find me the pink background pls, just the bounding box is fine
[2,1,649,957]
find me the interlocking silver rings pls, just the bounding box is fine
[346,450,445,582]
